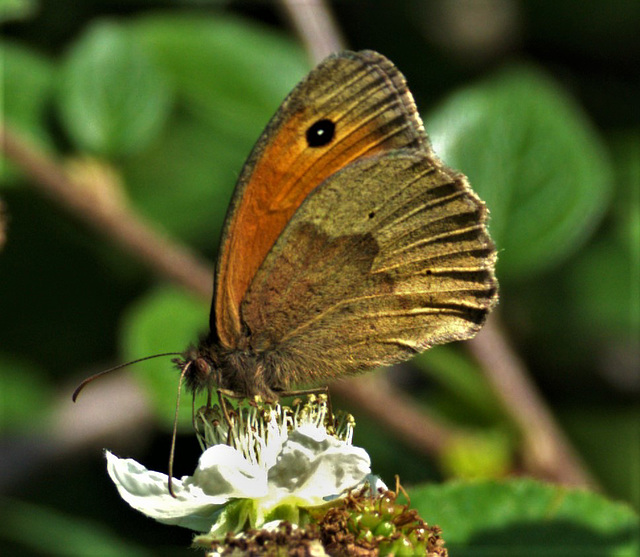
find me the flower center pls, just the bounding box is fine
[194,394,355,467]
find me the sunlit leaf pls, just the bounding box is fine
[439,429,513,480]
[57,20,172,156]
[413,479,639,556]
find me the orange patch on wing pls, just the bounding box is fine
[215,112,392,347]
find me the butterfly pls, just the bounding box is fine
[173,49,498,402]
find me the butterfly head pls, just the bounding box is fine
[173,341,222,395]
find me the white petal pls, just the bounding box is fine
[106,451,226,531]
[265,428,371,507]
[189,444,268,499]
[295,423,329,443]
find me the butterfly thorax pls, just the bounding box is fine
[177,334,284,400]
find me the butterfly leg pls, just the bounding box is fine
[216,387,249,440]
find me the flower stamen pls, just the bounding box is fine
[195,395,355,469]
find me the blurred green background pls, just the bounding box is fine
[1,1,638,555]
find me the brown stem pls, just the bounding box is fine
[279,0,347,63]
[469,314,597,488]
[331,374,452,455]
[1,125,213,300]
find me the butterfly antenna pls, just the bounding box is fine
[168,361,191,498]
[72,353,182,402]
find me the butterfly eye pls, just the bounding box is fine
[306,119,335,147]
[195,357,211,378]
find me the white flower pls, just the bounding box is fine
[106,398,384,538]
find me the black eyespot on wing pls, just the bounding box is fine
[306,119,335,147]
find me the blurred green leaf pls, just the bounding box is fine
[413,479,639,556]
[1,41,53,184]
[120,111,242,246]
[57,20,172,157]
[132,14,308,146]
[120,287,207,429]
[0,498,150,557]
[426,65,613,281]
[0,355,52,432]
[0,0,37,23]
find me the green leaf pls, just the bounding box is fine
[0,41,54,184]
[609,132,640,231]
[426,65,613,281]
[57,20,172,157]
[120,111,242,246]
[119,286,208,428]
[132,14,309,146]
[412,479,639,556]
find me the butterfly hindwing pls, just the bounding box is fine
[240,151,498,388]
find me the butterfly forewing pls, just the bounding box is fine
[241,152,498,388]
[214,50,429,347]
